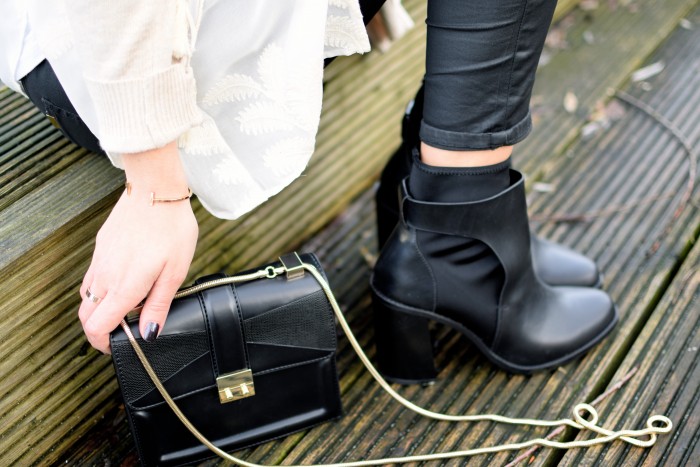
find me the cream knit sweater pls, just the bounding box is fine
[62,0,202,154]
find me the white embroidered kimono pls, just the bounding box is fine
[2,1,371,219]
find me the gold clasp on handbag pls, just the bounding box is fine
[279,252,305,280]
[217,369,255,403]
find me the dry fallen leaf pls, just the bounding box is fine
[533,182,555,193]
[539,50,553,67]
[631,61,665,82]
[563,91,579,113]
[604,100,626,120]
[581,98,627,139]
[582,121,603,139]
[579,0,600,10]
[545,22,571,50]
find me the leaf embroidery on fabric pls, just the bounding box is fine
[325,0,371,55]
[263,137,316,177]
[179,117,231,156]
[202,74,264,107]
[257,45,288,103]
[236,101,297,135]
[213,155,247,186]
[325,15,366,50]
[202,44,287,110]
[202,43,317,136]
[178,2,370,218]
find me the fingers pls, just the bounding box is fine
[80,264,94,299]
[138,269,186,342]
[78,277,107,332]
[77,191,198,355]
[78,260,189,354]
[80,267,186,353]
[82,290,142,354]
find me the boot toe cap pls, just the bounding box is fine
[533,237,602,288]
[496,287,617,372]
[556,287,618,342]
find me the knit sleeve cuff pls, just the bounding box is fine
[86,63,202,154]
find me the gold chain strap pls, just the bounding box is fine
[120,261,672,466]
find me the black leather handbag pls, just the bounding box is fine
[110,253,342,466]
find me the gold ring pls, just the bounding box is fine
[85,287,102,303]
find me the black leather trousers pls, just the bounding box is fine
[21,60,104,155]
[362,0,557,150]
[421,0,557,150]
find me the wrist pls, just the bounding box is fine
[125,182,193,206]
[121,141,190,197]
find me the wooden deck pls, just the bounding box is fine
[1,0,699,465]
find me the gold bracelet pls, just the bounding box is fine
[125,182,193,206]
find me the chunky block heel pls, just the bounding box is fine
[372,293,438,385]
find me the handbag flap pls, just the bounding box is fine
[110,253,337,410]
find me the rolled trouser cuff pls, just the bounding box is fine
[419,111,532,151]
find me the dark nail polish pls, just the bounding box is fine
[143,322,160,342]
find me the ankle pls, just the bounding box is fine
[408,151,511,203]
[420,142,512,168]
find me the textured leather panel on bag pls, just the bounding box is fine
[244,289,335,350]
[112,331,209,405]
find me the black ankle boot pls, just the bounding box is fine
[376,90,422,247]
[370,170,617,383]
[376,91,602,288]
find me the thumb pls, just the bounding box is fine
[139,271,183,342]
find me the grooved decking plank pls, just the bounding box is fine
[0,211,120,466]
[518,0,698,180]
[491,9,700,465]
[0,153,121,268]
[558,234,700,465]
[553,12,700,466]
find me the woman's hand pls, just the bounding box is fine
[78,142,198,354]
